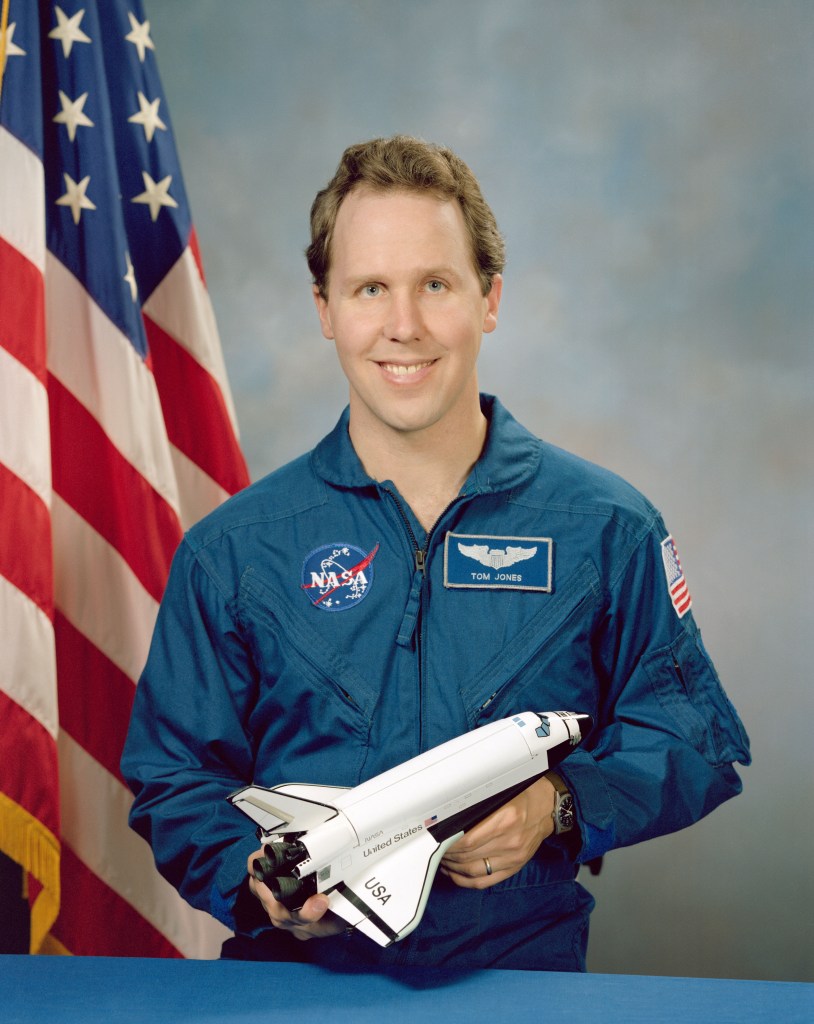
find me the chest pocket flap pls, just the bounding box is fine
[239,566,381,722]
[460,559,603,725]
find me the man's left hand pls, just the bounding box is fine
[439,775,556,889]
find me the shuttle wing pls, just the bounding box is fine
[326,829,462,946]
[229,783,349,835]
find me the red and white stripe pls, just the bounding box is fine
[670,578,692,618]
[0,122,249,956]
[0,124,60,953]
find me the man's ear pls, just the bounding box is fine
[482,274,503,335]
[312,284,334,340]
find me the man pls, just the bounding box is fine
[122,135,750,971]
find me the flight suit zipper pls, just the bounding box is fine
[384,488,466,751]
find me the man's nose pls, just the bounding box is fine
[383,291,423,342]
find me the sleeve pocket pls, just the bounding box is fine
[643,629,751,768]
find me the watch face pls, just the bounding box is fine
[557,795,575,830]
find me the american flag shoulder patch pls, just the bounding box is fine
[661,535,692,618]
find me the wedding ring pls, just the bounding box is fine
[484,857,493,876]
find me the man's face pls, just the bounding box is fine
[313,187,502,448]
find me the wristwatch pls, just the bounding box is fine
[546,772,575,834]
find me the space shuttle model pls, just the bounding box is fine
[229,710,591,946]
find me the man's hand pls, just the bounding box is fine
[439,775,556,888]
[246,848,345,941]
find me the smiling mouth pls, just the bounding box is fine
[379,360,436,376]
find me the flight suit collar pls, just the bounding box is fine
[311,394,543,496]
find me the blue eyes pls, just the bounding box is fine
[359,280,445,297]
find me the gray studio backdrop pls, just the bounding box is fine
[148,0,812,982]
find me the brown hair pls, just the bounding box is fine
[307,135,505,298]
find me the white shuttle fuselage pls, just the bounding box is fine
[229,710,590,946]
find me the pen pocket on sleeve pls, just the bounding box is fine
[644,629,750,767]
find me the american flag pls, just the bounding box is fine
[661,535,692,619]
[0,2,249,956]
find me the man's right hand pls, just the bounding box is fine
[246,847,346,941]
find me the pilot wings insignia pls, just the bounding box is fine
[457,543,538,570]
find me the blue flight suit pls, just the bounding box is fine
[121,395,750,970]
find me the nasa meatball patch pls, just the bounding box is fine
[444,533,553,591]
[301,542,379,611]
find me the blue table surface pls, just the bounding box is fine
[0,955,810,1024]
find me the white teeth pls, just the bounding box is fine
[382,361,433,376]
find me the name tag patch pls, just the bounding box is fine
[444,533,553,591]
